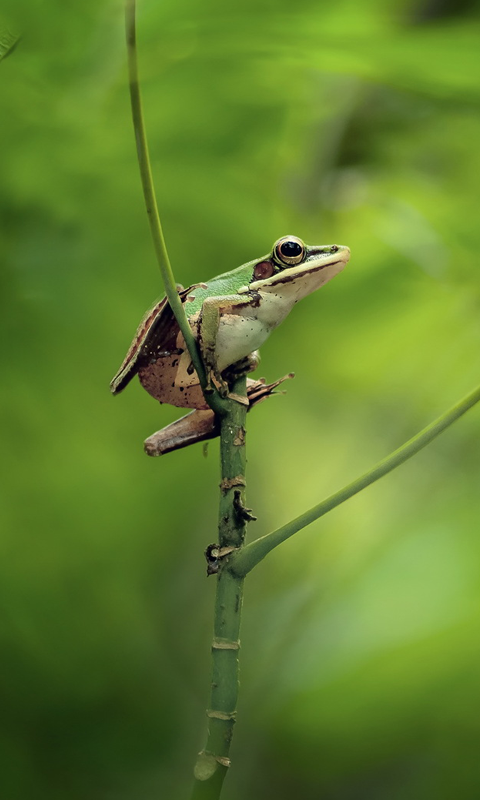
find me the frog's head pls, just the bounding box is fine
[240,236,350,302]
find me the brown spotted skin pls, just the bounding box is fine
[109,296,169,394]
[110,287,209,409]
[137,327,209,410]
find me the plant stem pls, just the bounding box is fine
[124,8,245,797]
[124,0,226,415]
[191,376,249,800]
[230,382,480,577]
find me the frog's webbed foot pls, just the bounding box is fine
[214,352,261,402]
[204,352,260,400]
[223,351,261,383]
[216,375,230,398]
[204,368,229,398]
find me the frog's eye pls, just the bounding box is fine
[253,260,275,280]
[275,236,305,266]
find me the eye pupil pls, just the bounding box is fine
[274,236,305,265]
[280,241,302,258]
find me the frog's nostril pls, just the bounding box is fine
[330,245,339,253]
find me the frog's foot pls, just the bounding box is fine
[204,369,229,398]
[216,375,230,398]
[223,351,261,382]
[203,375,216,395]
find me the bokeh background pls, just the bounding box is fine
[1,0,480,798]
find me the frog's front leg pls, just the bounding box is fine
[199,294,256,397]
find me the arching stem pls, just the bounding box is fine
[124,0,226,416]
[230,382,480,576]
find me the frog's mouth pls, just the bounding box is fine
[242,246,350,295]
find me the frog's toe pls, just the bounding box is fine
[218,382,229,398]
[224,351,261,381]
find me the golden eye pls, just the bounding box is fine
[275,236,305,266]
[253,260,275,280]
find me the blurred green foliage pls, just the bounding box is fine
[1,0,480,798]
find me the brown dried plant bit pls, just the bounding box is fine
[220,476,246,493]
[204,544,236,576]
[233,489,257,522]
[233,427,246,447]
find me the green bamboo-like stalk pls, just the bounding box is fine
[191,375,249,800]
[123,7,247,798]
[230,382,480,577]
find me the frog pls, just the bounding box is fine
[110,235,350,410]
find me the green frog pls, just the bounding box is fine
[110,235,350,411]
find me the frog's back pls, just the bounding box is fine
[111,285,196,396]
[184,261,256,315]
[110,285,214,409]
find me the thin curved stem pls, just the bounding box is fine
[230,382,480,577]
[124,0,226,415]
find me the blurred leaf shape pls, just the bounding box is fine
[0,23,19,64]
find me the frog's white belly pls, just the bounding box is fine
[215,290,295,371]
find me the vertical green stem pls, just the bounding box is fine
[191,376,248,800]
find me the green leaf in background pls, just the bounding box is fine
[0,23,19,64]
